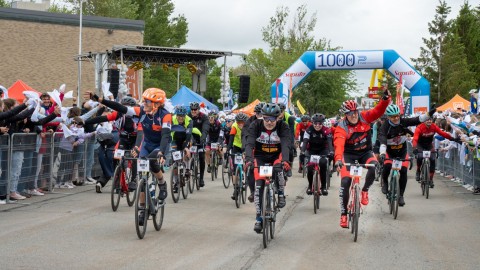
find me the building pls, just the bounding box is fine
[11,0,50,12]
[0,7,144,97]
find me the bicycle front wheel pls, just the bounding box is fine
[135,178,148,239]
[188,160,195,193]
[195,158,200,190]
[424,161,430,199]
[326,163,331,190]
[170,164,180,203]
[353,186,360,242]
[262,185,269,248]
[270,189,276,239]
[242,171,247,204]
[313,170,319,214]
[235,166,241,208]
[180,165,188,199]
[111,165,122,212]
[393,173,400,220]
[221,157,230,188]
[126,162,136,207]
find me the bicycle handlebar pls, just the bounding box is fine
[343,163,376,168]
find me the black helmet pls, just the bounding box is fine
[278,103,286,111]
[311,113,325,123]
[235,112,248,122]
[261,103,281,117]
[190,102,200,110]
[121,96,137,106]
[254,102,265,113]
[300,115,310,121]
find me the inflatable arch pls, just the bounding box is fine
[270,50,430,114]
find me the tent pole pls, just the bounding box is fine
[223,56,227,110]
[177,68,180,91]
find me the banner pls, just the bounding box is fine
[296,100,306,114]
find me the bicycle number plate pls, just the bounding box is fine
[172,151,182,161]
[392,160,402,170]
[114,149,125,160]
[349,166,363,176]
[211,143,218,150]
[137,159,150,172]
[310,155,321,163]
[259,166,273,177]
[234,155,243,165]
[423,151,431,158]
[190,146,197,153]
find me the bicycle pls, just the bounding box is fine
[170,149,189,203]
[134,158,166,240]
[308,155,328,214]
[232,153,247,208]
[210,142,220,181]
[111,150,137,212]
[189,143,203,191]
[344,161,375,242]
[384,157,412,219]
[221,152,231,189]
[418,150,434,199]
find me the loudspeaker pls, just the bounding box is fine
[107,69,119,99]
[238,75,250,103]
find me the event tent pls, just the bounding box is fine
[8,80,41,103]
[233,99,260,116]
[437,94,470,112]
[170,85,219,111]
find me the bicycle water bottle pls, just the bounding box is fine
[149,183,155,199]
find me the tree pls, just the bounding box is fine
[412,0,452,103]
[0,0,9,8]
[64,0,138,19]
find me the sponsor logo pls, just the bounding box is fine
[284,72,306,77]
[358,56,367,64]
[394,70,416,76]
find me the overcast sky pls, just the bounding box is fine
[173,0,480,93]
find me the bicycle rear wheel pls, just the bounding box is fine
[262,185,269,248]
[111,165,122,212]
[393,173,400,220]
[235,167,241,208]
[313,170,319,214]
[126,162,136,207]
[135,178,148,239]
[353,186,360,242]
[170,164,180,203]
[424,161,430,199]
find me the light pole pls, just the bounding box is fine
[77,0,84,100]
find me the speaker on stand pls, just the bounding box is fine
[238,75,250,103]
[107,69,120,99]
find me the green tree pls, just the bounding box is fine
[0,0,9,8]
[65,0,138,19]
[412,0,452,103]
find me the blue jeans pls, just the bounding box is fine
[11,151,24,193]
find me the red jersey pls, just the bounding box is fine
[413,123,452,149]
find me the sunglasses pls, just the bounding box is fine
[143,100,153,105]
[313,122,323,126]
[263,117,277,123]
[302,120,308,123]
[191,108,199,111]
[346,111,358,116]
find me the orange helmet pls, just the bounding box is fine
[142,88,166,104]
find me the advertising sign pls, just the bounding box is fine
[315,51,383,70]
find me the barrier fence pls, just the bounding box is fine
[2,133,104,203]
[436,142,479,191]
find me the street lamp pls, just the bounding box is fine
[77,0,85,100]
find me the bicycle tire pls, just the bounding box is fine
[393,173,399,220]
[235,166,241,208]
[270,188,276,240]
[353,186,360,242]
[213,153,218,180]
[153,179,165,231]
[420,163,426,196]
[313,170,318,214]
[170,164,180,203]
[195,157,200,190]
[326,163,331,190]
[221,159,229,188]
[211,153,215,182]
[126,162,136,207]
[388,174,394,215]
[262,184,269,248]
[135,178,148,239]
[242,171,247,204]
[180,164,188,199]
[424,160,430,199]
[188,161,195,193]
[111,165,122,212]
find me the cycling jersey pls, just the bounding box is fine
[189,112,209,143]
[245,119,290,163]
[207,120,222,143]
[378,117,420,157]
[171,115,195,150]
[229,122,243,149]
[301,125,333,154]
[296,122,312,141]
[413,123,452,150]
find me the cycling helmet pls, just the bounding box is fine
[226,114,235,121]
[190,102,200,110]
[121,96,137,106]
[300,115,310,122]
[278,103,286,111]
[340,100,357,114]
[235,112,249,122]
[142,88,166,104]
[208,110,218,118]
[261,103,281,117]
[312,113,325,123]
[174,106,187,116]
[254,102,264,113]
[386,104,400,116]
[324,119,332,128]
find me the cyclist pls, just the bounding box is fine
[227,112,249,200]
[412,116,456,188]
[188,102,210,188]
[245,103,291,233]
[301,113,333,196]
[379,104,435,206]
[85,96,140,191]
[334,89,391,228]
[296,114,312,173]
[171,106,200,193]
[222,115,235,155]
[206,110,223,174]
[277,103,296,171]
[243,102,264,202]
[90,88,172,225]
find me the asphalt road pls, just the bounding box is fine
[1,163,480,270]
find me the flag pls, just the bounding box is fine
[296,100,306,114]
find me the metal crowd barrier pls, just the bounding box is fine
[2,132,107,204]
[436,142,478,191]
